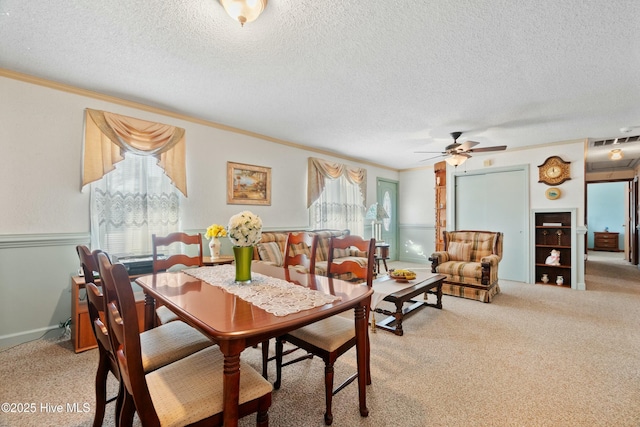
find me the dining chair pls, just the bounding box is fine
[94,252,216,423]
[103,258,273,427]
[76,245,123,427]
[151,232,204,325]
[283,231,318,274]
[274,235,375,425]
[261,232,319,378]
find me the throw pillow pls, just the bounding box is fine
[333,248,350,258]
[258,241,284,266]
[448,242,472,261]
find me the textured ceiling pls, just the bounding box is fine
[1,0,639,171]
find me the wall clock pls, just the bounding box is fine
[545,187,562,200]
[538,156,571,185]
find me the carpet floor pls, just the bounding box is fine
[1,251,639,426]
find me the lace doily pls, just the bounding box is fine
[184,265,341,316]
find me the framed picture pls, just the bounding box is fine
[227,162,271,205]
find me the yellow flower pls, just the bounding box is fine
[205,223,227,239]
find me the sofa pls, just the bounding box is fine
[253,229,368,281]
[429,230,503,303]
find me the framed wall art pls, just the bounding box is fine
[226,161,271,205]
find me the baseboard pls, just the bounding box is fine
[0,325,62,350]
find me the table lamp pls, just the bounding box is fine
[365,203,389,242]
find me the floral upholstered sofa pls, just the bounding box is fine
[429,230,503,303]
[252,229,368,280]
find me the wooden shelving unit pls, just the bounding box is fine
[534,211,572,288]
[434,161,447,251]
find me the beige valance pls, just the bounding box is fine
[82,108,187,196]
[307,157,367,207]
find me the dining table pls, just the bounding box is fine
[135,262,373,427]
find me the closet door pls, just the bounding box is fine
[454,168,528,282]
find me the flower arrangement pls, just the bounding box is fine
[205,223,227,240]
[227,210,263,247]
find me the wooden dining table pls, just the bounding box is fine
[135,262,373,427]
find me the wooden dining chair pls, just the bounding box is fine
[93,252,216,424]
[76,245,123,427]
[260,232,319,378]
[152,232,204,325]
[274,235,375,425]
[103,258,273,427]
[283,232,318,274]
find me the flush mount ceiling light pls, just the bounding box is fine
[609,149,624,160]
[219,0,267,26]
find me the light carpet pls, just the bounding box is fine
[1,252,639,426]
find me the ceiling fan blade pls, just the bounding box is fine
[414,150,446,154]
[419,154,446,162]
[457,141,480,152]
[467,145,507,153]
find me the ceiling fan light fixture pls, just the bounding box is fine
[219,0,267,26]
[609,149,623,160]
[445,154,468,167]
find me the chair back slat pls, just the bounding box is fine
[327,235,375,287]
[284,232,318,273]
[152,232,203,273]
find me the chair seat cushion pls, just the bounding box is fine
[147,346,272,427]
[156,305,179,324]
[140,320,213,372]
[436,261,484,286]
[288,316,354,352]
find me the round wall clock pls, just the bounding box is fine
[538,156,571,185]
[545,187,562,200]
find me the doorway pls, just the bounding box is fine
[586,179,637,267]
[377,178,398,260]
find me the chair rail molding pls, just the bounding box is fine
[0,232,90,249]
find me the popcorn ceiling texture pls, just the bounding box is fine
[1,1,639,169]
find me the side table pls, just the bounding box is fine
[203,255,235,266]
[374,243,390,275]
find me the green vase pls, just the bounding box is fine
[233,246,253,283]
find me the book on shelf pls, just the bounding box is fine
[542,222,562,226]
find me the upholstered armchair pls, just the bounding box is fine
[429,230,503,303]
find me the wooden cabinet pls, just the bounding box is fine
[71,275,146,353]
[434,161,447,251]
[534,211,572,287]
[593,232,620,251]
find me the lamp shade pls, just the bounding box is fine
[219,0,267,26]
[445,154,468,167]
[365,203,389,221]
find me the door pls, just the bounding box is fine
[377,179,398,260]
[454,167,528,282]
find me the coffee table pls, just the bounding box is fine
[373,271,446,336]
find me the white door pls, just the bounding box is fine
[377,179,398,260]
[454,168,528,282]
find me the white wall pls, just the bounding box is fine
[0,74,398,347]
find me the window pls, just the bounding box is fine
[90,154,181,255]
[308,157,366,235]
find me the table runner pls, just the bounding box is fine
[184,265,341,316]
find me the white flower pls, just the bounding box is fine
[227,211,263,247]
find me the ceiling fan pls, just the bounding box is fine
[416,132,507,166]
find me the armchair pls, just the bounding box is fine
[429,230,503,303]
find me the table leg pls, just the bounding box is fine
[143,293,156,330]
[355,302,370,418]
[435,282,443,309]
[393,299,404,336]
[219,340,244,427]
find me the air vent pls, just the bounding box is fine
[592,135,640,147]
